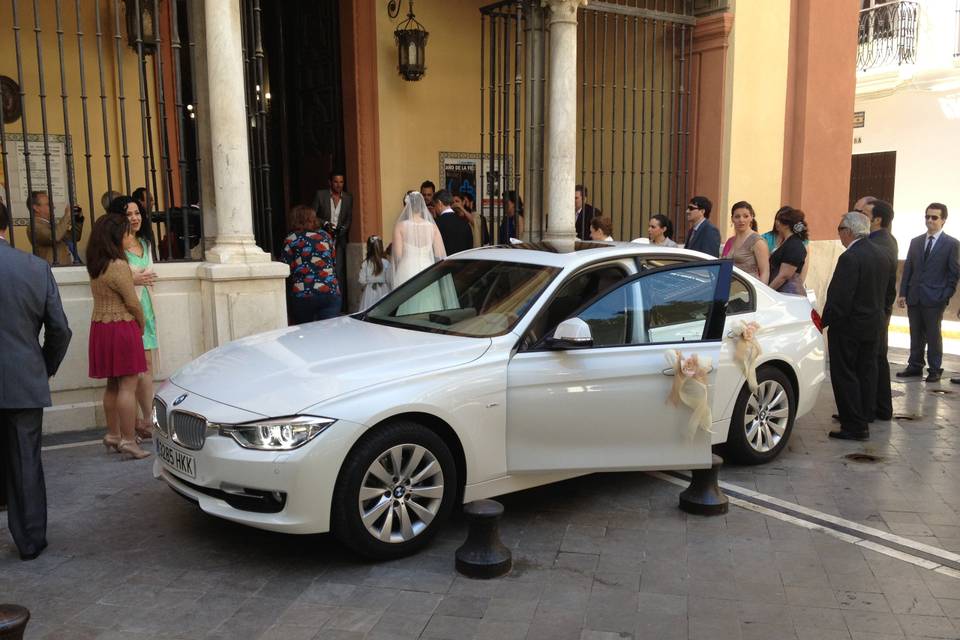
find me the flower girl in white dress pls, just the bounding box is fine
[358,235,392,309]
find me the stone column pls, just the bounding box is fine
[201,0,271,265]
[192,0,288,350]
[543,0,587,241]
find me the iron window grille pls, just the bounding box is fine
[857,0,920,71]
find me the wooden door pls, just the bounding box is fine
[849,151,896,209]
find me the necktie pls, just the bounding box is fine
[686,226,696,246]
[924,235,934,261]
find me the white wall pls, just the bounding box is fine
[854,0,960,258]
[853,88,960,258]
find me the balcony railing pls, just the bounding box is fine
[857,1,919,72]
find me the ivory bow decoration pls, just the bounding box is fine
[732,320,762,393]
[664,349,714,437]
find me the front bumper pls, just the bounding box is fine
[152,382,363,535]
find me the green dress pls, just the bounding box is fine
[126,238,158,350]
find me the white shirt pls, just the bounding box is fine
[924,229,943,254]
[330,195,343,228]
[847,236,863,250]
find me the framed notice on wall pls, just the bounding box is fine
[0,133,75,226]
[439,151,514,208]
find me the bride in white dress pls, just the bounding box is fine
[392,192,453,315]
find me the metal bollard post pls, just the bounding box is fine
[678,454,729,516]
[0,604,30,640]
[455,499,512,579]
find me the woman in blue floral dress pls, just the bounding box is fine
[281,205,342,324]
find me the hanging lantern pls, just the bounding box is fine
[390,0,429,81]
[123,0,158,54]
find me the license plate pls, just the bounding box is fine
[156,437,197,479]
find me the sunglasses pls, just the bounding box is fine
[686,205,699,211]
[926,214,941,220]
[837,225,849,232]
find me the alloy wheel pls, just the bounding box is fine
[358,443,445,543]
[743,379,790,453]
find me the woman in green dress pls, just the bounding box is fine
[115,196,158,441]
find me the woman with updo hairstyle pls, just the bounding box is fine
[647,214,678,247]
[768,207,808,294]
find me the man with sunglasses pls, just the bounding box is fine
[684,196,721,257]
[897,203,959,383]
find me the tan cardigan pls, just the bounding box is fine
[90,260,145,327]
[28,213,83,266]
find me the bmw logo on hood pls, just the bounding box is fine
[173,393,188,406]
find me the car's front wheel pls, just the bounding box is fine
[721,365,796,465]
[332,421,457,559]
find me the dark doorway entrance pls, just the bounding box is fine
[242,0,346,257]
[849,150,896,210]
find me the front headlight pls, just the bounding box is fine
[218,416,335,450]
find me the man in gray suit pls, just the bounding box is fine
[0,201,72,560]
[897,202,959,382]
[312,171,353,311]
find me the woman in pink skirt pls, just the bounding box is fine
[86,215,150,460]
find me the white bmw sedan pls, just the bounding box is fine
[152,242,825,558]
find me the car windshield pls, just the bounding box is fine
[364,259,561,337]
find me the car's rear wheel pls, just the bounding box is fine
[721,365,796,465]
[332,421,457,559]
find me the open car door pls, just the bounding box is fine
[506,260,734,472]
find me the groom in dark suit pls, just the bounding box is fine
[896,202,959,382]
[312,171,353,311]
[867,200,898,421]
[433,190,473,256]
[822,212,888,441]
[0,202,72,559]
[684,196,721,257]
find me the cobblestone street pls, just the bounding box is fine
[3,349,960,640]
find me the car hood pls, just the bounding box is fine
[170,316,492,417]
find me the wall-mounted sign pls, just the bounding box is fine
[853,111,865,128]
[439,151,514,209]
[0,133,75,226]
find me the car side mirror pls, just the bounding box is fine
[545,318,594,349]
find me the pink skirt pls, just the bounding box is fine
[88,320,148,379]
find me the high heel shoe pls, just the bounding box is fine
[135,420,153,441]
[102,434,121,452]
[117,439,152,460]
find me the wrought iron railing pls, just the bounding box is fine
[857,1,920,71]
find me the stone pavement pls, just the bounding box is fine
[2,348,960,640]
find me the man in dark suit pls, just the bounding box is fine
[0,201,72,560]
[312,171,353,311]
[868,200,898,420]
[822,212,888,441]
[574,184,600,241]
[433,189,473,256]
[684,195,721,257]
[896,202,959,382]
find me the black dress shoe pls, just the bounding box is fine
[829,429,869,441]
[874,413,893,421]
[896,367,924,378]
[19,541,47,561]
[951,378,960,385]
[925,370,943,382]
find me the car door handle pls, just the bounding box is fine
[661,366,714,376]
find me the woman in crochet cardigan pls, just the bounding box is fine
[86,215,150,460]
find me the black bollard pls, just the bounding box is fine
[0,604,30,640]
[678,454,729,516]
[455,499,512,579]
